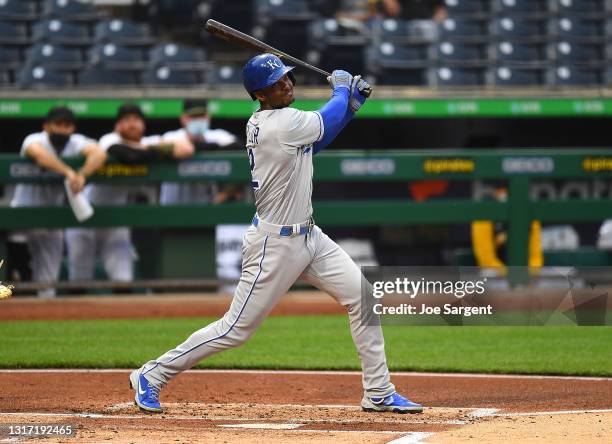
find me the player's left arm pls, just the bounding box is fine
[313,74,370,154]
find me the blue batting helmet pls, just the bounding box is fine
[243,53,296,101]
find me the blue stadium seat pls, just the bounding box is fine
[0,20,30,44]
[0,0,38,21]
[0,69,11,85]
[32,19,90,45]
[141,66,202,86]
[25,43,83,69]
[149,43,205,66]
[549,0,604,15]
[547,66,602,86]
[254,0,311,18]
[204,0,253,37]
[88,43,146,70]
[253,0,315,62]
[366,42,428,85]
[428,66,484,86]
[77,66,138,86]
[549,17,604,39]
[492,0,548,15]
[94,19,153,45]
[489,41,546,64]
[369,18,412,42]
[17,63,72,87]
[548,41,603,64]
[487,66,545,86]
[439,19,488,41]
[42,0,100,21]
[307,19,367,84]
[213,63,243,84]
[443,0,490,17]
[431,42,486,65]
[490,17,547,40]
[0,45,22,69]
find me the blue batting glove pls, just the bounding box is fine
[349,75,370,112]
[327,70,353,91]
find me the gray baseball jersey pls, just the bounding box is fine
[11,131,92,208]
[137,106,395,400]
[11,132,93,297]
[159,127,236,205]
[246,107,323,225]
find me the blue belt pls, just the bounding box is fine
[252,216,313,237]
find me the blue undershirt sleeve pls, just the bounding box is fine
[313,87,354,154]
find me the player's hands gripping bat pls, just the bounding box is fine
[349,75,370,112]
[204,19,372,97]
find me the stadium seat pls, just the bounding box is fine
[149,43,205,66]
[486,66,545,86]
[213,63,243,84]
[428,66,484,86]
[0,0,38,21]
[25,43,83,69]
[32,19,91,45]
[42,0,100,21]
[431,41,486,65]
[141,66,202,86]
[489,17,547,40]
[548,41,604,64]
[204,0,254,36]
[0,20,30,45]
[547,66,602,86]
[0,45,22,69]
[307,19,368,84]
[77,66,138,86]
[253,0,314,62]
[369,18,412,42]
[88,43,146,70]
[489,41,546,65]
[94,19,153,45]
[549,0,604,15]
[492,0,548,15]
[17,63,72,87]
[548,17,604,39]
[0,69,11,85]
[439,19,488,41]
[366,41,429,85]
[443,0,489,17]
[254,0,311,18]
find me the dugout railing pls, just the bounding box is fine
[1,149,612,283]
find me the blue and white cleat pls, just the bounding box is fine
[361,392,423,414]
[129,370,162,413]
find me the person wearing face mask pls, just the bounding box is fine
[65,104,193,287]
[10,106,107,297]
[159,99,241,205]
[159,99,247,294]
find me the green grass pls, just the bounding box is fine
[0,315,610,375]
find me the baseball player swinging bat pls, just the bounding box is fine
[204,19,373,97]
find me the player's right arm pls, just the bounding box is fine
[24,142,83,192]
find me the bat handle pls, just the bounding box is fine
[359,85,372,98]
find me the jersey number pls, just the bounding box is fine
[248,148,255,171]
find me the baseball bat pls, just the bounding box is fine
[204,19,372,97]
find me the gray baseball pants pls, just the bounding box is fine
[139,224,395,398]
